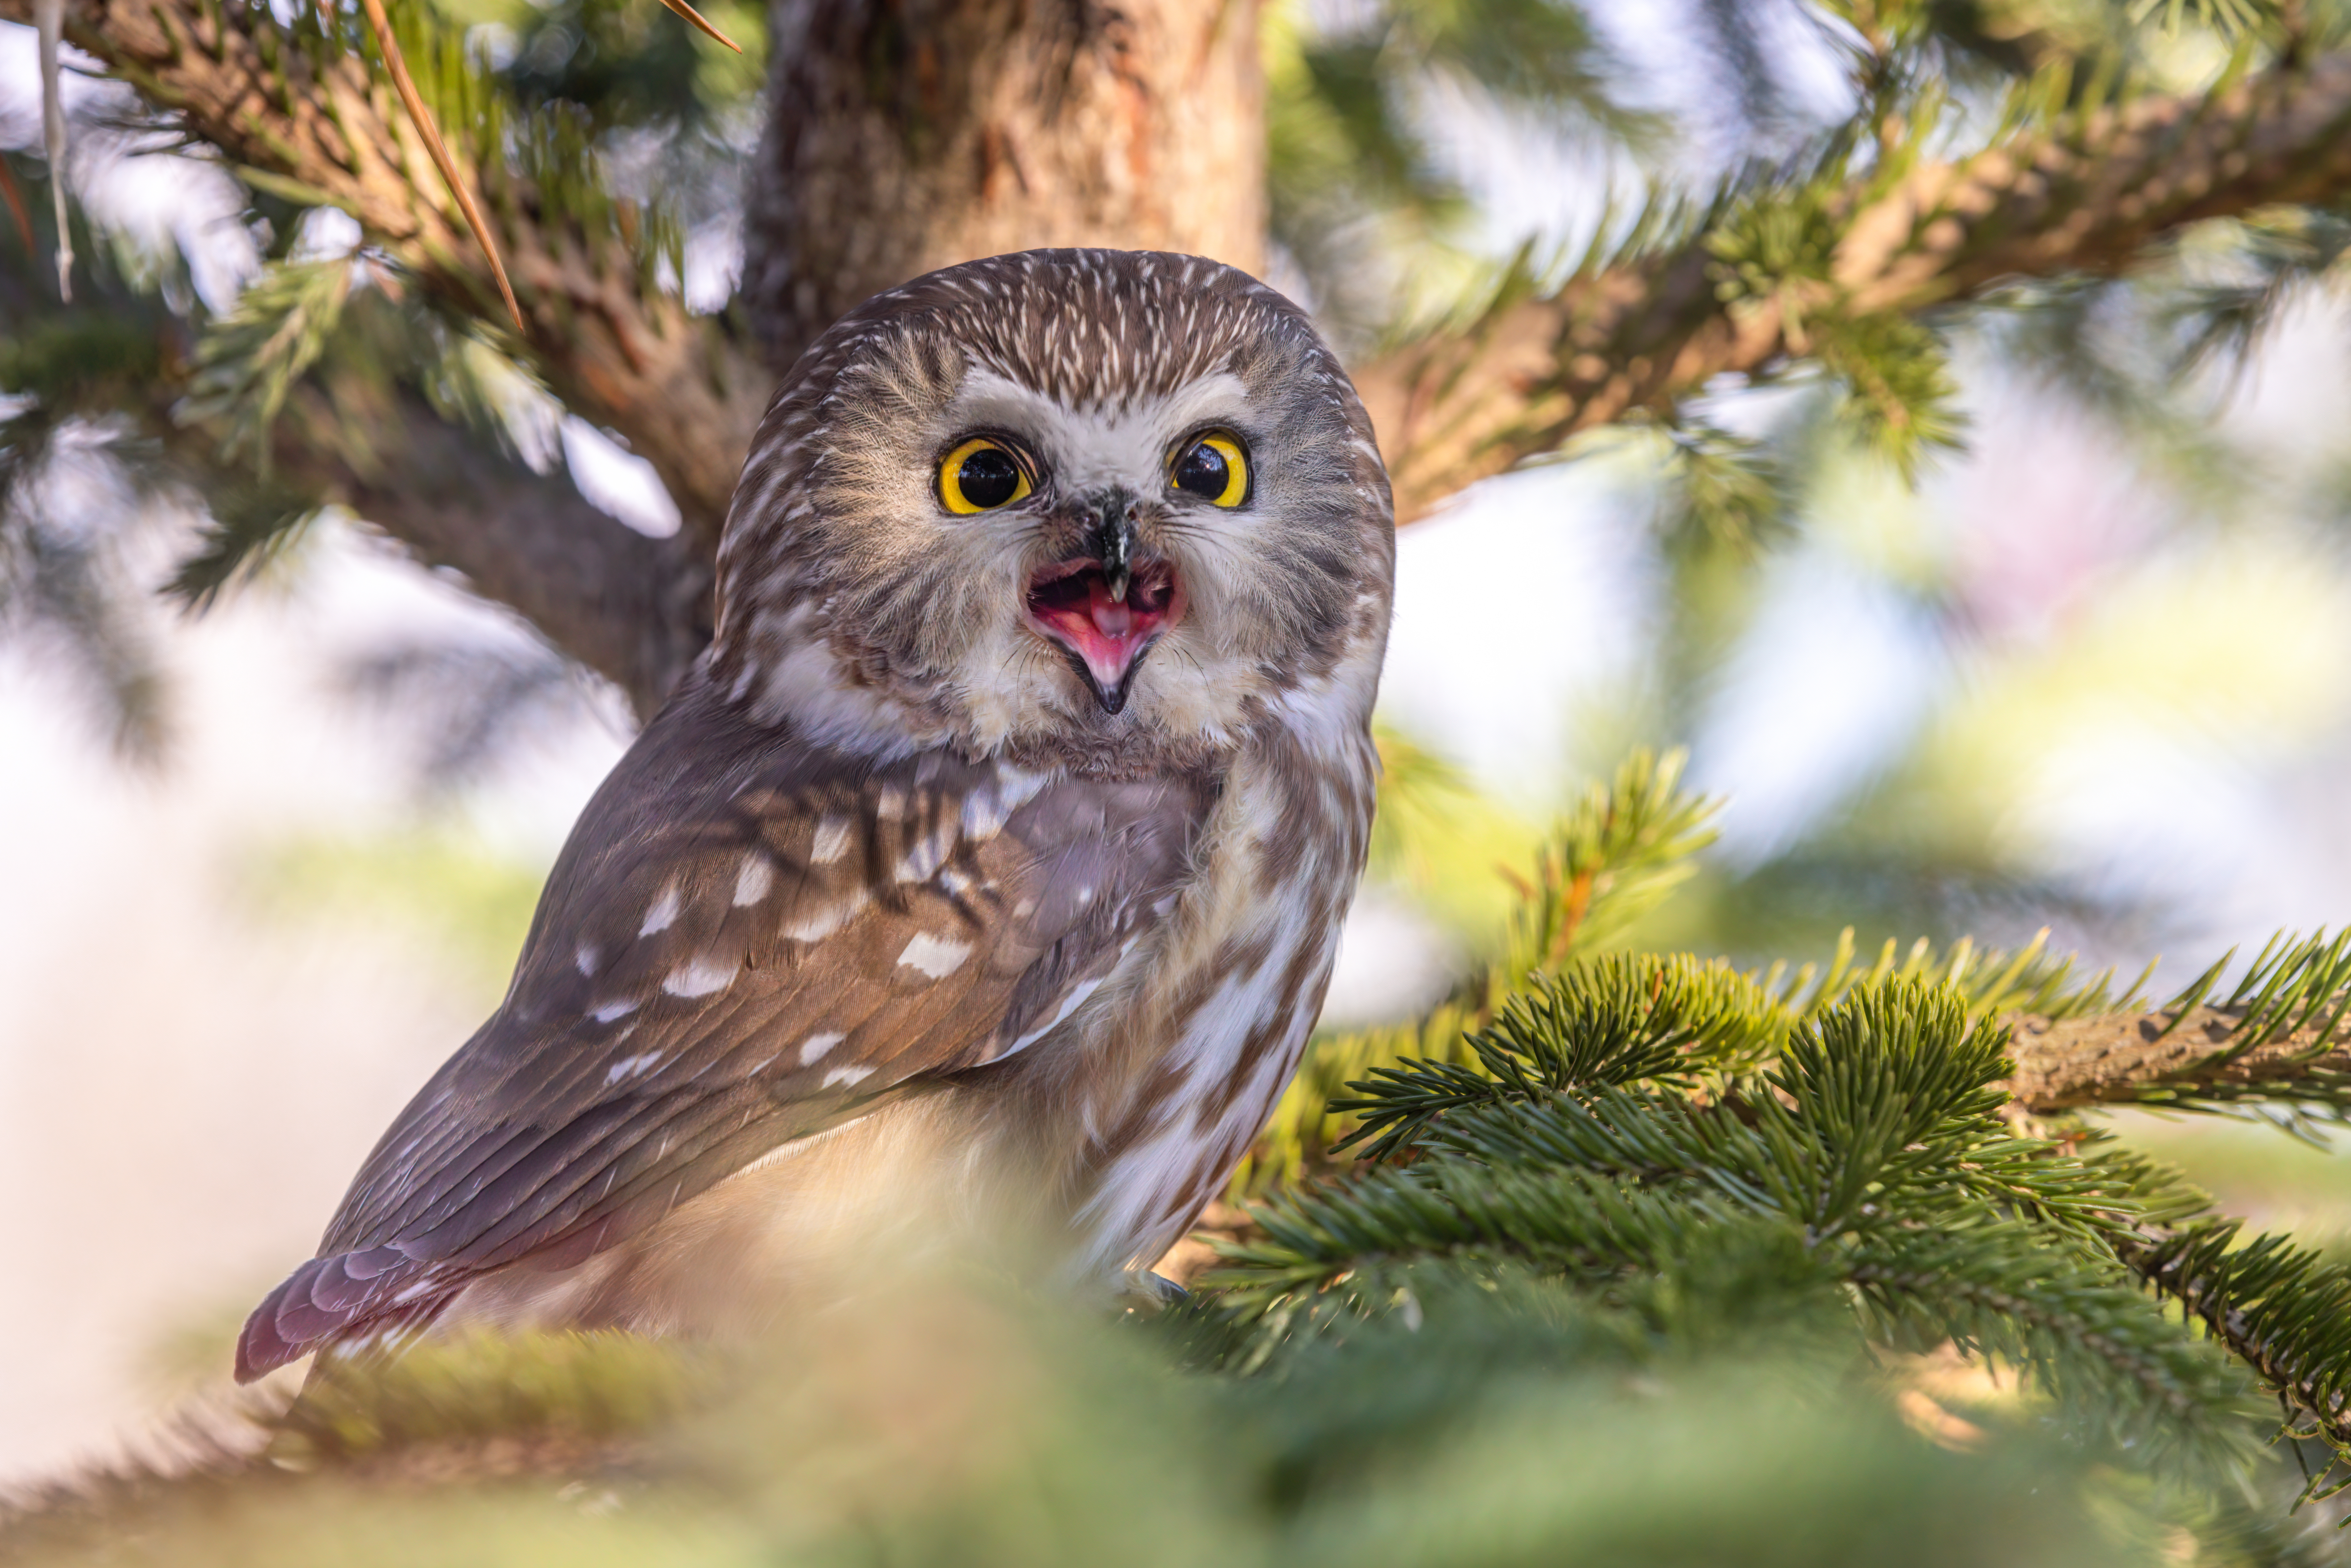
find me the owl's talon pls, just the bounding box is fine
[1118,1270,1189,1315]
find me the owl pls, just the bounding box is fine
[235,249,1394,1381]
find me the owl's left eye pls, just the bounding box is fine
[938,437,1036,515]
[1170,432,1249,508]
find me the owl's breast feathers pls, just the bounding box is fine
[235,674,1222,1381]
[1061,712,1380,1278]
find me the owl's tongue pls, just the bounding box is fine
[1027,560,1179,707]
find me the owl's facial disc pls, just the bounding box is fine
[1025,510,1185,714]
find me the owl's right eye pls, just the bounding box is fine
[938,437,1036,515]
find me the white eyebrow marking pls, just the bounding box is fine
[734,855,774,906]
[799,1031,846,1064]
[822,1063,875,1089]
[896,932,973,979]
[640,884,682,936]
[664,957,739,998]
[810,816,853,864]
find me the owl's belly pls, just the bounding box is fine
[437,1088,1017,1338]
[1059,806,1364,1282]
[438,909,1354,1339]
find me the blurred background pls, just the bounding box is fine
[10,0,2351,1487]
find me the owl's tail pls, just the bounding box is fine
[234,1248,454,1383]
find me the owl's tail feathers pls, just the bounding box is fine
[234,1248,452,1383]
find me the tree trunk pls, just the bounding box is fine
[743,0,1266,372]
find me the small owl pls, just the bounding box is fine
[236,249,1394,1380]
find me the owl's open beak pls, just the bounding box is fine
[1026,539,1183,716]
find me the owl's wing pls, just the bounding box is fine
[236,684,1216,1379]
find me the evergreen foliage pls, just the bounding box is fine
[20,0,2351,664]
[23,0,2351,1557]
[1220,753,2351,1528]
[22,754,2351,1559]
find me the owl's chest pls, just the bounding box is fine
[1058,729,1378,1277]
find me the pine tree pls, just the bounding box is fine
[19,1,2351,1561]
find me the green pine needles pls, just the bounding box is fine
[1204,749,2351,1533]
[1215,974,2254,1463]
[23,750,2351,1564]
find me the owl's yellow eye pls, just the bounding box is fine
[938,437,1035,515]
[1170,433,1248,508]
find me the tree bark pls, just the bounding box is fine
[2005,1006,2351,1115]
[1354,50,2351,523]
[744,0,1266,370]
[256,393,714,717]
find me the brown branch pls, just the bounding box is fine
[2005,1006,2351,1115]
[2119,1230,2323,1406]
[1357,52,2351,524]
[4,0,769,547]
[128,357,713,716]
[255,389,712,718]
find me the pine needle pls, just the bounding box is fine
[354,0,524,333]
[652,0,743,53]
[34,0,72,300]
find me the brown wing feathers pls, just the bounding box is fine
[236,683,1214,1380]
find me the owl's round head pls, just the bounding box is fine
[710,249,1394,773]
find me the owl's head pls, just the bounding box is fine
[710,250,1394,773]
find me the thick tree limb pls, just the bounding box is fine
[1356,52,2351,523]
[129,371,711,715]
[2005,1006,2351,1115]
[2,0,769,546]
[251,390,712,717]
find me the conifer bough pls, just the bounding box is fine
[1220,752,2351,1520]
[17,0,2351,710]
[1357,48,2351,521]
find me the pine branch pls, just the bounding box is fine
[1844,1223,2255,1470]
[0,152,708,715]
[151,384,708,718]
[179,254,357,475]
[1241,763,2148,1197]
[1329,953,1784,1161]
[1212,978,2258,1460]
[3,0,768,545]
[1234,749,1721,1192]
[2008,929,2351,1118]
[225,383,712,718]
[2125,1221,2351,1501]
[1357,50,2351,522]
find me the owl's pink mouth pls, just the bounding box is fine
[1025,558,1183,714]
